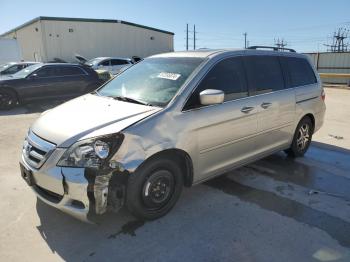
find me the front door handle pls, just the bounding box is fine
[261,102,272,109]
[241,106,254,113]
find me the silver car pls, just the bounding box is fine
[20,48,326,222]
[84,57,133,75]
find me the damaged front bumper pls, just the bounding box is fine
[20,149,129,223]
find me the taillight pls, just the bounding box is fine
[321,89,326,101]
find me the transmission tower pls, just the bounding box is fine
[274,38,287,50]
[324,28,349,52]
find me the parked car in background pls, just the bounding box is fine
[0,62,39,76]
[75,55,133,75]
[19,48,325,222]
[132,56,143,63]
[0,63,102,109]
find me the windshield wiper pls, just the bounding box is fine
[111,95,152,106]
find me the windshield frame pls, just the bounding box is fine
[95,57,205,108]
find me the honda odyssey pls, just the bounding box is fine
[20,47,326,222]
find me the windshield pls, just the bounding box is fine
[0,63,14,72]
[12,64,42,78]
[85,58,105,66]
[97,57,204,107]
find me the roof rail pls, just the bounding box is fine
[247,46,296,53]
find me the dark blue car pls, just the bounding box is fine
[0,63,102,109]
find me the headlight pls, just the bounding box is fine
[57,133,124,168]
[94,140,110,159]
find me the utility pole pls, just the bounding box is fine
[193,24,196,50]
[185,24,197,50]
[186,23,189,51]
[243,32,247,48]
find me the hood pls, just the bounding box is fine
[0,75,23,81]
[31,94,162,147]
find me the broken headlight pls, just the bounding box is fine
[57,133,124,168]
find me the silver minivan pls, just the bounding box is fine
[20,48,326,222]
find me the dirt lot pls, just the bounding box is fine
[0,88,349,262]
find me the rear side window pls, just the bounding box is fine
[58,66,86,76]
[184,57,248,110]
[99,60,110,66]
[282,57,317,87]
[244,56,285,94]
[111,59,130,65]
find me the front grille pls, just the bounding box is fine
[22,131,56,169]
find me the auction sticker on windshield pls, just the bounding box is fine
[157,72,181,81]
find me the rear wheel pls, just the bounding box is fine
[285,117,313,157]
[126,157,183,220]
[0,89,18,110]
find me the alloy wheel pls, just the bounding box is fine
[296,124,310,151]
[0,92,15,108]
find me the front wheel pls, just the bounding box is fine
[285,117,313,157]
[0,89,18,110]
[126,158,183,220]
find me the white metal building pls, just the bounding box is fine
[0,16,174,62]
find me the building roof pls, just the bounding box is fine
[0,16,174,36]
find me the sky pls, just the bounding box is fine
[1,0,350,52]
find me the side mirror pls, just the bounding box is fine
[199,89,224,105]
[29,73,38,79]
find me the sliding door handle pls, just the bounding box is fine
[241,106,254,113]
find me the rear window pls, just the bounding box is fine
[99,60,110,66]
[282,57,317,87]
[243,55,285,94]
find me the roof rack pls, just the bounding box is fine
[247,46,296,53]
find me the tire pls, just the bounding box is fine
[0,89,18,110]
[285,117,313,158]
[126,157,183,220]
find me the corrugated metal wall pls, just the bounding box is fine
[3,19,174,63]
[3,21,45,62]
[305,52,350,84]
[41,20,174,62]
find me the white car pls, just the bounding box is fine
[75,55,133,75]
